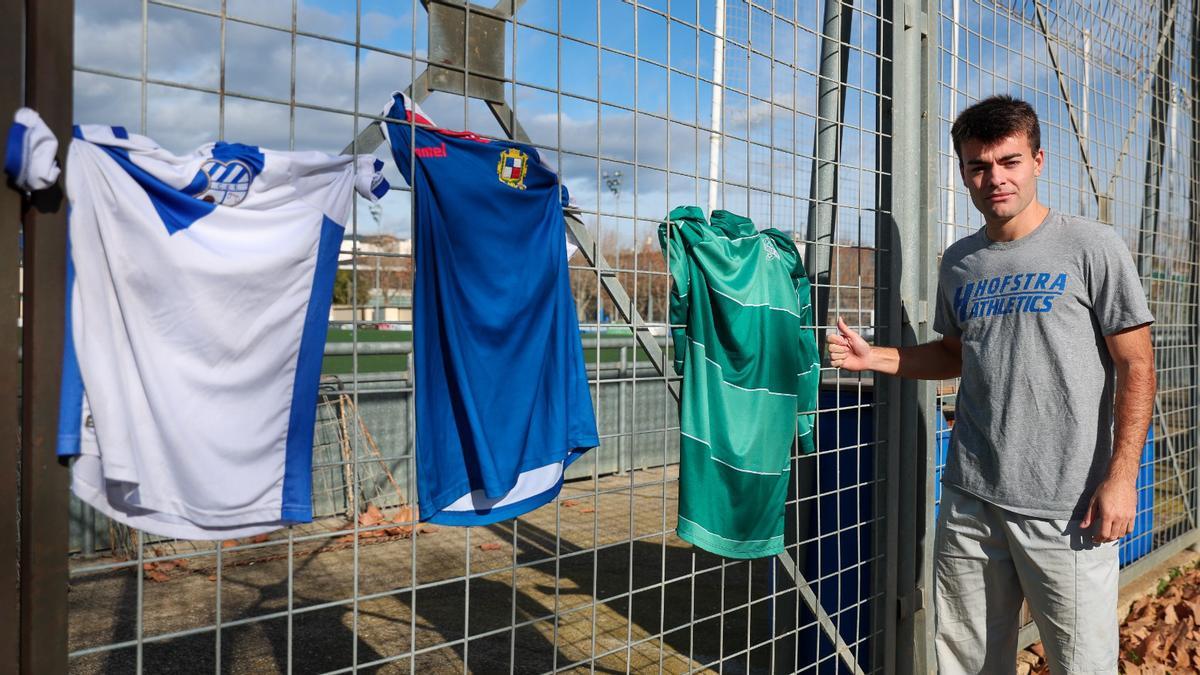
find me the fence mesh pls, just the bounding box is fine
[65,1,892,672]
[56,0,1200,671]
[935,0,1200,592]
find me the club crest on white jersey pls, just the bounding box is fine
[194,158,256,205]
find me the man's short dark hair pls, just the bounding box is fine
[951,95,1041,159]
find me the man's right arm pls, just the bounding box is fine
[827,317,962,380]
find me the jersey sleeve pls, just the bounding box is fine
[5,107,60,191]
[659,207,699,376]
[281,151,390,225]
[380,92,438,187]
[1085,227,1155,335]
[792,252,820,455]
[933,275,962,338]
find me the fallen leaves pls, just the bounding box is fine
[359,503,386,527]
[385,505,417,537]
[141,556,187,582]
[1118,564,1200,673]
[332,503,435,545]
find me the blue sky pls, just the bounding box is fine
[72,0,1194,263]
[936,0,1195,271]
[72,0,886,244]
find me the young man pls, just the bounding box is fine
[829,95,1156,674]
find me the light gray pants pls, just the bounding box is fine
[934,486,1119,674]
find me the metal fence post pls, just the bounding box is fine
[1,0,26,671]
[18,1,73,673]
[882,0,940,672]
[1190,0,1200,536]
[1137,0,1175,279]
[806,0,853,329]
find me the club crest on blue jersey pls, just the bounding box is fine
[193,158,257,206]
[497,147,528,190]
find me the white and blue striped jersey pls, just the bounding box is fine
[57,125,387,540]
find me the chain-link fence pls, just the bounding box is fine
[4,0,1198,672]
[936,0,1200,647]
[59,1,892,672]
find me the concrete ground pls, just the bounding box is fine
[67,466,838,674]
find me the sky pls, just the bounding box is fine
[71,0,886,245]
[935,0,1196,270]
[71,0,1196,262]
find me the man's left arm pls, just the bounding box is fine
[1081,324,1156,543]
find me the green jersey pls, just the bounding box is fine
[659,206,819,559]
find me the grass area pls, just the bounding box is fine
[322,329,410,375]
[321,328,660,375]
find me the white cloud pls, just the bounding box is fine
[71,0,865,239]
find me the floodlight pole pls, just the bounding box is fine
[707,0,726,215]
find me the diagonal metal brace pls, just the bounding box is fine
[1032,0,1104,213]
[1155,399,1197,529]
[777,549,867,675]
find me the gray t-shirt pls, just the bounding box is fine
[933,210,1154,519]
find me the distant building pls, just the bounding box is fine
[331,235,413,323]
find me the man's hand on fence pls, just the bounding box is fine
[828,317,873,372]
[1081,477,1137,544]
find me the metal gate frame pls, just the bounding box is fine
[881,0,939,673]
[3,1,74,673]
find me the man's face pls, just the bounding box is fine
[958,133,1044,224]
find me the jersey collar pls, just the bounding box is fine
[710,210,757,238]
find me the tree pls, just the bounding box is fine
[332,269,371,306]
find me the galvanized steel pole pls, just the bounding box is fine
[1190,0,1200,537]
[1139,0,1175,279]
[807,0,852,329]
[882,0,939,672]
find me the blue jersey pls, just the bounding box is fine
[383,93,599,525]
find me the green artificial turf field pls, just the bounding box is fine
[321,327,655,375]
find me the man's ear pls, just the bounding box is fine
[1033,148,1045,177]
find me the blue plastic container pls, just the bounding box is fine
[793,386,877,673]
[1120,426,1155,566]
